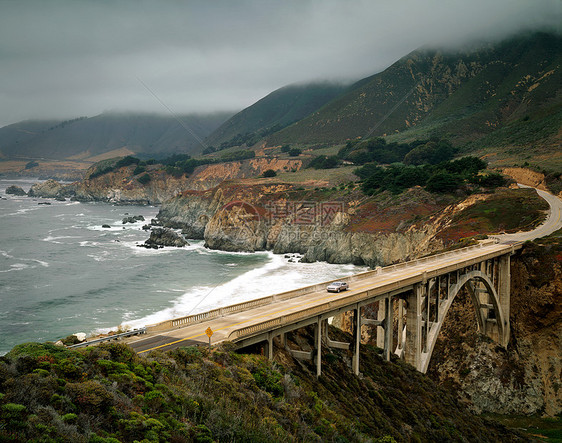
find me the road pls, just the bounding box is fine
[492,184,562,243]
[126,242,517,354]
[125,185,562,355]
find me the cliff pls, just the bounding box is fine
[155,182,449,267]
[154,180,549,267]
[29,157,304,205]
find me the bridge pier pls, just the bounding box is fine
[352,306,361,375]
[315,318,322,377]
[405,285,423,369]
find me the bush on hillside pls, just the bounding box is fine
[138,173,151,185]
[308,155,339,169]
[356,157,489,195]
[263,169,277,177]
[288,148,302,157]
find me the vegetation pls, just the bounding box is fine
[288,148,302,157]
[24,161,39,170]
[354,156,499,195]
[268,32,561,150]
[262,169,277,178]
[307,155,339,169]
[87,148,258,182]
[338,137,456,166]
[205,82,346,147]
[0,334,519,442]
[137,173,151,185]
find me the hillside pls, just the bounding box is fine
[267,32,561,153]
[205,82,347,148]
[0,111,233,162]
[0,335,524,442]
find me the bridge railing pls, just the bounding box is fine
[227,240,520,344]
[227,273,423,341]
[68,328,147,348]
[146,240,503,333]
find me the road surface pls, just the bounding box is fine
[492,184,562,243]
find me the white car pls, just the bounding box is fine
[327,281,349,293]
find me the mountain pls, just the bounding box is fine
[267,32,561,149]
[204,82,347,148]
[0,111,233,161]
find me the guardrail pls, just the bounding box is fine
[226,241,520,342]
[68,328,147,348]
[146,240,515,334]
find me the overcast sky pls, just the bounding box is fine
[0,0,559,127]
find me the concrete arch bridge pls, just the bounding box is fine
[125,240,518,375]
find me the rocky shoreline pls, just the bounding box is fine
[9,177,450,267]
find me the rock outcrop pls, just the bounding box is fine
[141,227,189,248]
[154,183,447,267]
[64,158,304,205]
[5,185,26,196]
[28,179,71,198]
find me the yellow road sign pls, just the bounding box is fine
[205,327,213,337]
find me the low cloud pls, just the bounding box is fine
[0,0,559,127]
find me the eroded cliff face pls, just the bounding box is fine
[428,240,562,416]
[155,182,449,266]
[39,158,304,204]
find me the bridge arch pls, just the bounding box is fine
[416,270,508,373]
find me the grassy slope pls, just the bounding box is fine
[0,335,524,442]
[0,112,233,161]
[435,188,550,243]
[205,82,347,147]
[270,32,561,159]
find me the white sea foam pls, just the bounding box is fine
[0,263,29,273]
[122,252,365,330]
[43,235,82,244]
[32,259,49,267]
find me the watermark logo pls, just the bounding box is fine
[264,201,345,227]
[209,199,346,248]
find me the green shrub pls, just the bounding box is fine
[61,413,77,423]
[308,155,339,169]
[138,173,151,185]
[115,156,140,168]
[288,148,302,157]
[65,381,113,413]
[263,169,277,177]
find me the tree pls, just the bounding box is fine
[478,173,507,188]
[138,173,151,185]
[425,172,459,193]
[288,148,302,157]
[308,155,339,169]
[263,169,277,177]
[25,161,39,169]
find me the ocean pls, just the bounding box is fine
[0,178,365,355]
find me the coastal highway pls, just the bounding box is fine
[126,185,562,355]
[125,241,520,354]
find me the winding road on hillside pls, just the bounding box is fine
[492,184,562,243]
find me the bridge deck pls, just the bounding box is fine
[126,241,520,354]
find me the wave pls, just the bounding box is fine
[42,235,82,244]
[0,249,50,272]
[120,252,365,331]
[0,263,29,273]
